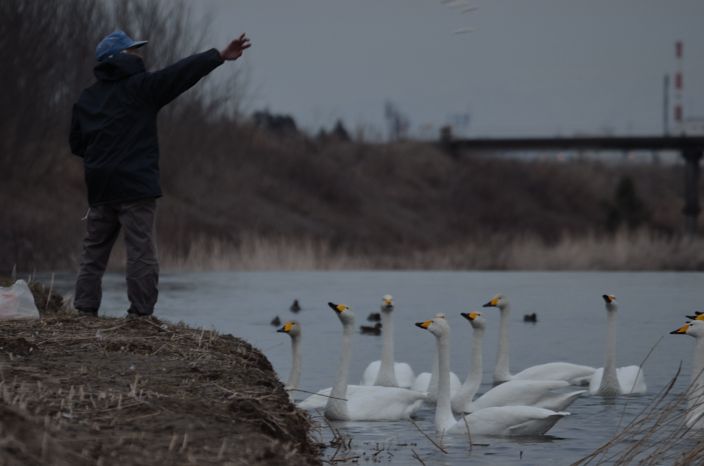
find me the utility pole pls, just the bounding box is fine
[674,41,684,134]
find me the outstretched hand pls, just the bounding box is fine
[220,33,251,61]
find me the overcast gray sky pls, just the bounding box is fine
[196,0,704,139]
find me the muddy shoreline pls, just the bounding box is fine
[0,312,321,466]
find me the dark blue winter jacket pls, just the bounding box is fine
[70,49,223,206]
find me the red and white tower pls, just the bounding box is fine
[674,40,684,134]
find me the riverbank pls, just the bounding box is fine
[0,312,321,466]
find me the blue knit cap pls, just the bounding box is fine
[96,30,148,61]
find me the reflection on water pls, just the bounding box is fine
[43,270,702,465]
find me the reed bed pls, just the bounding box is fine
[151,230,704,271]
[573,367,704,465]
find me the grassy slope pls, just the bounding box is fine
[1,126,701,271]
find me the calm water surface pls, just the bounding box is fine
[45,271,703,465]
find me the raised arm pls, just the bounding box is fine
[141,33,251,109]
[219,33,251,61]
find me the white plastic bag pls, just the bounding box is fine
[0,279,40,319]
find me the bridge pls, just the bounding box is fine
[443,135,704,235]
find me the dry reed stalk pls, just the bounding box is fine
[288,388,348,401]
[155,229,704,271]
[411,448,426,465]
[572,363,704,465]
[409,419,447,454]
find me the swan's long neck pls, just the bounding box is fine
[287,335,301,390]
[428,352,440,400]
[435,331,457,434]
[494,304,512,383]
[375,309,399,387]
[463,326,484,400]
[326,322,353,419]
[599,308,620,394]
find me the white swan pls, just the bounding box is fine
[298,386,364,410]
[671,319,704,429]
[588,295,647,395]
[277,321,301,393]
[451,311,484,411]
[483,294,596,385]
[452,312,586,414]
[410,313,462,401]
[415,315,570,437]
[361,295,416,388]
[321,302,425,421]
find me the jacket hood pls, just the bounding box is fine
[94,53,145,81]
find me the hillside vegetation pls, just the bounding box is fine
[2,0,702,272]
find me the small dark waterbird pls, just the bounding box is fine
[290,299,301,313]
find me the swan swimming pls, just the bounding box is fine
[483,294,596,385]
[588,294,647,395]
[671,319,704,429]
[410,313,462,401]
[323,302,426,421]
[360,294,416,388]
[415,314,570,437]
[277,320,301,394]
[452,312,585,414]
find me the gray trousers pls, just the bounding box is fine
[74,199,158,315]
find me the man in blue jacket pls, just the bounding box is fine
[70,30,250,317]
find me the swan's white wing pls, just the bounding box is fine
[297,387,333,410]
[452,406,568,436]
[588,368,603,394]
[537,390,587,412]
[361,361,381,386]
[450,372,462,396]
[618,365,647,394]
[505,410,569,436]
[413,371,462,400]
[344,386,426,421]
[394,362,416,388]
[451,378,481,414]
[589,366,647,395]
[297,386,367,410]
[469,380,570,412]
[361,361,415,388]
[512,362,596,384]
[411,372,431,392]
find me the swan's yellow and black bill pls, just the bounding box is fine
[328,302,348,313]
[602,294,616,304]
[482,294,501,307]
[687,314,704,321]
[415,320,432,329]
[461,311,480,321]
[382,295,393,306]
[670,323,690,335]
[277,321,295,333]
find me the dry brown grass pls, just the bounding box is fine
[0,313,320,466]
[572,366,704,465]
[149,230,704,271]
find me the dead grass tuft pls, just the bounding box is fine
[0,313,320,465]
[572,366,704,465]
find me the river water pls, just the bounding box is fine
[44,270,702,465]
